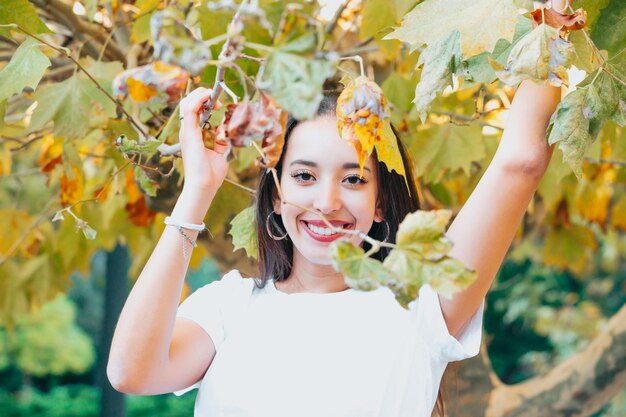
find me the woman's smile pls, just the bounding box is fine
[300,220,353,242]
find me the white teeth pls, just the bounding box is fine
[306,222,339,236]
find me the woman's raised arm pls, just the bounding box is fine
[441,65,562,335]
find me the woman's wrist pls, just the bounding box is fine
[170,187,215,225]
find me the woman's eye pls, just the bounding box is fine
[290,170,315,183]
[345,175,367,185]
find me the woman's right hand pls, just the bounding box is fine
[178,87,229,194]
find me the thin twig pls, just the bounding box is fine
[430,111,504,131]
[224,177,256,194]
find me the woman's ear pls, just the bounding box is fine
[374,205,383,223]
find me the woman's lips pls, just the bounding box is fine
[300,220,352,243]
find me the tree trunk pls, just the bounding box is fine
[97,242,130,417]
[444,303,626,417]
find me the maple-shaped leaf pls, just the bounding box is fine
[548,71,623,178]
[28,74,93,140]
[490,23,574,87]
[410,123,486,183]
[113,61,189,105]
[329,239,400,291]
[413,30,463,123]
[0,0,52,38]
[336,76,391,177]
[0,38,51,102]
[229,206,258,259]
[257,51,336,120]
[383,210,476,301]
[385,0,520,57]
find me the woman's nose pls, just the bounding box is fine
[312,181,341,214]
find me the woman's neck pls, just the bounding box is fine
[278,257,350,294]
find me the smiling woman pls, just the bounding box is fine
[107,8,563,416]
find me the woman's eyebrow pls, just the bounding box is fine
[289,159,371,173]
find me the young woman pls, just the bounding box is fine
[107,21,562,417]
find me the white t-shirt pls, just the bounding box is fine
[173,270,484,417]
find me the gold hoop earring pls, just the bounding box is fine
[266,210,288,241]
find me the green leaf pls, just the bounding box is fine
[134,166,158,198]
[490,23,573,87]
[385,0,520,57]
[463,17,533,86]
[420,257,477,299]
[570,31,594,72]
[591,0,626,79]
[329,240,397,292]
[0,38,50,101]
[0,0,52,38]
[413,31,462,122]
[381,72,416,112]
[229,206,258,259]
[395,209,451,246]
[76,220,97,241]
[548,71,623,178]
[383,209,475,301]
[28,73,93,139]
[409,123,486,183]
[258,51,336,120]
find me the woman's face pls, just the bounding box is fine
[274,114,383,267]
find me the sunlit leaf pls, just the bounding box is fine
[0,0,52,37]
[258,51,336,120]
[329,239,400,292]
[413,30,462,122]
[0,38,51,102]
[228,206,258,259]
[385,0,520,57]
[28,74,93,140]
[490,23,573,87]
[548,71,623,178]
[410,123,486,183]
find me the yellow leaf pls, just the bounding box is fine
[337,76,399,178]
[543,225,597,274]
[60,165,84,207]
[37,134,62,173]
[612,195,626,231]
[126,77,158,102]
[375,120,408,190]
[0,209,44,259]
[0,140,12,176]
[575,178,613,225]
[124,168,156,227]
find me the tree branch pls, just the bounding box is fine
[32,0,126,62]
[488,303,626,417]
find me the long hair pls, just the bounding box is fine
[253,88,444,415]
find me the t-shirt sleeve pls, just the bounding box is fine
[173,270,253,396]
[410,284,484,363]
